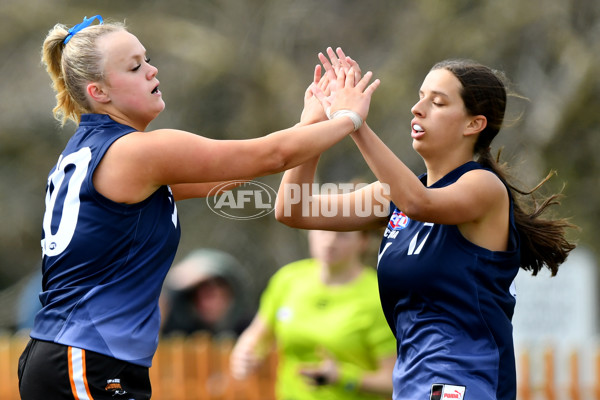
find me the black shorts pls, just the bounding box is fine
[18,339,152,400]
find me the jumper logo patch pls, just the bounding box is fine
[388,209,409,230]
[430,384,466,400]
[384,210,410,240]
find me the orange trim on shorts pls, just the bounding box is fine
[68,347,78,400]
[67,346,94,400]
[80,349,93,400]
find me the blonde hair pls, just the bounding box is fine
[41,21,125,126]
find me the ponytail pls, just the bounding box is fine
[41,20,125,126]
[41,24,84,126]
[476,148,576,276]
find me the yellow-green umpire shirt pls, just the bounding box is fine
[258,258,397,400]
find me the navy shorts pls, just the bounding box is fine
[18,339,151,400]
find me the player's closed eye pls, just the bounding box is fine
[132,58,151,71]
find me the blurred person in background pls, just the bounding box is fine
[275,48,577,400]
[19,16,379,400]
[230,229,396,400]
[161,248,252,338]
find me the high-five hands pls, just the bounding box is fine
[299,64,332,125]
[310,47,378,131]
[300,47,378,129]
[318,47,363,85]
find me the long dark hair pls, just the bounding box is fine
[432,59,576,276]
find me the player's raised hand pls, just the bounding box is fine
[319,47,363,85]
[300,64,331,125]
[311,63,380,127]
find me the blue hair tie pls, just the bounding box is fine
[64,15,104,44]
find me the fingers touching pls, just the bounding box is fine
[306,46,380,123]
[319,47,362,82]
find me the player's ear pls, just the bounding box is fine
[87,82,110,104]
[465,115,486,136]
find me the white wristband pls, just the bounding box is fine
[326,108,363,131]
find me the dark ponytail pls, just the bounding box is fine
[432,60,577,276]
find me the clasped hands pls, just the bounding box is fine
[301,47,380,129]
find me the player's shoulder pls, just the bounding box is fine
[458,167,507,196]
[460,166,501,182]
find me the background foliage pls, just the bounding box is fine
[0,0,598,329]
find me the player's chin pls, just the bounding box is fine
[152,100,166,116]
[412,138,423,151]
